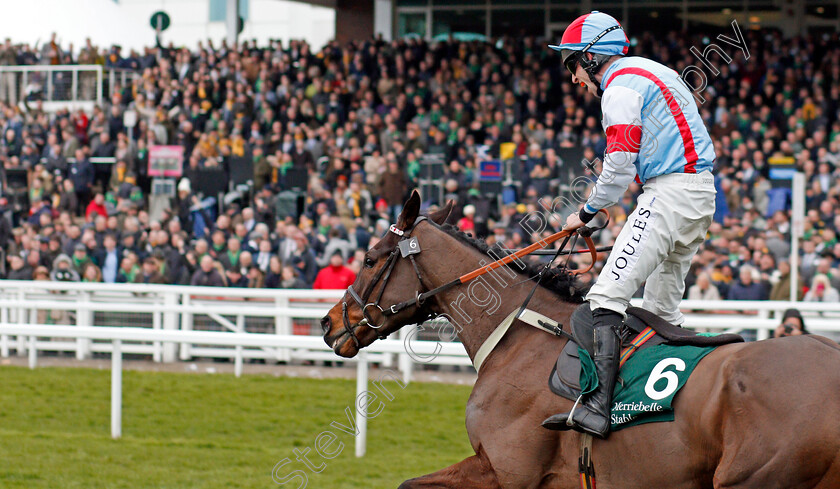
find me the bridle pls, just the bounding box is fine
[341,216,432,348]
[338,210,609,349]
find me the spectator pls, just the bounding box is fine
[773,308,809,338]
[81,262,102,282]
[57,178,79,215]
[246,266,264,288]
[68,148,94,203]
[137,257,166,284]
[313,250,356,290]
[71,243,93,275]
[225,267,249,287]
[50,254,80,282]
[33,266,49,281]
[6,254,31,280]
[458,205,476,233]
[255,239,273,272]
[116,256,139,283]
[317,229,354,267]
[377,159,407,221]
[94,234,121,283]
[687,272,721,301]
[85,193,108,221]
[769,261,804,301]
[727,266,768,301]
[280,264,307,289]
[191,255,225,287]
[804,274,840,303]
[264,256,283,288]
[219,236,241,271]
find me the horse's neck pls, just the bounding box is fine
[421,235,577,362]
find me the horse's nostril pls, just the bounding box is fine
[320,316,331,333]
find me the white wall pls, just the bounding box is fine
[0,0,336,54]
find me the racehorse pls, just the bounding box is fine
[321,191,840,489]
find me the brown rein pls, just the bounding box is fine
[459,228,598,283]
[381,210,609,318]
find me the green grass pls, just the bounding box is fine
[0,366,474,488]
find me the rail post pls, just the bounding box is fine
[235,314,244,378]
[76,291,91,360]
[275,296,291,363]
[180,293,192,360]
[0,304,8,357]
[16,289,25,357]
[71,68,78,102]
[28,335,36,369]
[756,308,770,341]
[398,323,414,385]
[162,291,178,362]
[355,350,368,457]
[152,300,162,363]
[111,339,122,439]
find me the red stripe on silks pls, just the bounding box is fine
[605,67,699,173]
[634,175,642,184]
[605,124,642,153]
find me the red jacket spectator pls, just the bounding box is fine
[458,205,476,232]
[313,251,356,289]
[85,194,108,221]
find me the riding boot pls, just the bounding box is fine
[541,308,622,438]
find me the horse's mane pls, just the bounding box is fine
[437,223,587,303]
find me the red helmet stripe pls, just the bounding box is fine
[560,14,589,45]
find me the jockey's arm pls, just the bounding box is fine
[580,86,643,223]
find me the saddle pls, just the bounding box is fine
[549,303,744,401]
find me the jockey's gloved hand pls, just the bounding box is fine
[578,207,597,225]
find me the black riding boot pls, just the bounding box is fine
[542,308,622,438]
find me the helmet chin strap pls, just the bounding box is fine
[578,53,605,98]
[573,24,623,98]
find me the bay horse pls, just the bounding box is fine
[321,191,840,489]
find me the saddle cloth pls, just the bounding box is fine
[549,303,744,430]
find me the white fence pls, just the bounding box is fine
[0,280,472,380]
[0,64,140,112]
[2,280,840,362]
[2,281,840,367]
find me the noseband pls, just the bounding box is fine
[340,216,430,347]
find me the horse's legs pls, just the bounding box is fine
[397,454,501,489]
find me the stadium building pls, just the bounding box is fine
[3,1,837,51]
[383,0,838,41]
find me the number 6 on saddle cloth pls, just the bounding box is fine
[548,304,744,430]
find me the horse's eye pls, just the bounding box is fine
[364,257,375,268]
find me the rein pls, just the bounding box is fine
[385,209,609,317]
[339,210,610,348]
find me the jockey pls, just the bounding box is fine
[542,11,716,438]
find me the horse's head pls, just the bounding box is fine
[322,191,453,357]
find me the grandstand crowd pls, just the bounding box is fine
[0,29,839,303]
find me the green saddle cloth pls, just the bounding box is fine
[579,341,717,431]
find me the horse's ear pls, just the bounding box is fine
[397,190,421,228]
[429,200,454,225]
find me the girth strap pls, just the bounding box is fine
[473,310,518,372]
[472,308,572,372]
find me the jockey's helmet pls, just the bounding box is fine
[549,11,629,84]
